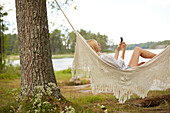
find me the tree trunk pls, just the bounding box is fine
[15,0,61,98]
[0,22,2,71]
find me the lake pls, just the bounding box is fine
[10,49,164,71]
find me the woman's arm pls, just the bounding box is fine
[121,42,126,59]
[114,49,119,60]
[114,42,122,60]
[121,49,125,59]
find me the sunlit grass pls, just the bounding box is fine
[0,67,170,112]
[7,54,74,60]
[0,79,21,110]
[54,68,72,81]
[52,54,74,59]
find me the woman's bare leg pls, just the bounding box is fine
[128,47,157,67]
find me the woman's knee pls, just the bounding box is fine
[134,47,141,52]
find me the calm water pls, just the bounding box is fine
[10,49,164,71]
[10,58,73,71]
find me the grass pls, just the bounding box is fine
[0,79,21,111]
[55,68,73,86]
[52,54,74,59]
[55,68,72,81]
[71,95,105,105]
[0,67,170,112]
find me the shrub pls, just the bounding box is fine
[0,73,19,79]
[0,64,20,79]
[62,67,72,73]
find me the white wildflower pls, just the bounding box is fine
[43,101,49,104]
[46,87,52,96]
[10,106,15,112]
[10,106,14,109]
[12,88,17,92]
[104,109,108,113]
[60,111,64,113]
[65,106,68,110]
[53,107,57,110]
[48,82,56,87]
[58,98,61,101]
[38,103,41,107]
[48,82,58,90]
[35,86,45,93]
[33,101,37,105]
[100,105,105,109]
[64,106,75,113]
[15,95,20,101]
[18,105,22,111]
[34,109,39,113]
[36,93,42,100]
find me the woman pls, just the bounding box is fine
[87,39,156,70]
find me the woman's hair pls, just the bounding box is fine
[87,39,99,53]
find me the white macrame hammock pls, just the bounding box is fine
[72,32,170,103]
[55,0,170,103]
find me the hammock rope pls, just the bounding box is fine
[54,0,77,33]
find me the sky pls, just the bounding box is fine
[1,0,170,44]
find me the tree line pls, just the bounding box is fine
[4,31,170,56]
[4,29,111,55]
[126,40,170,50]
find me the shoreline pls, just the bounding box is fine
[6,48,164,60]
[7,54,74,60]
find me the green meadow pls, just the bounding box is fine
[0,66,170,113]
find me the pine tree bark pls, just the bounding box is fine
[15,0,61,97]
[0,22,2,71]
[0,20,2,72]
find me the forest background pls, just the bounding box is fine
[3,30,170,56]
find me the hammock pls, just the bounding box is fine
[72,32,170,103]
[55,0,170,103]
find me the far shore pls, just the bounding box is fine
[7,54,74,60]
